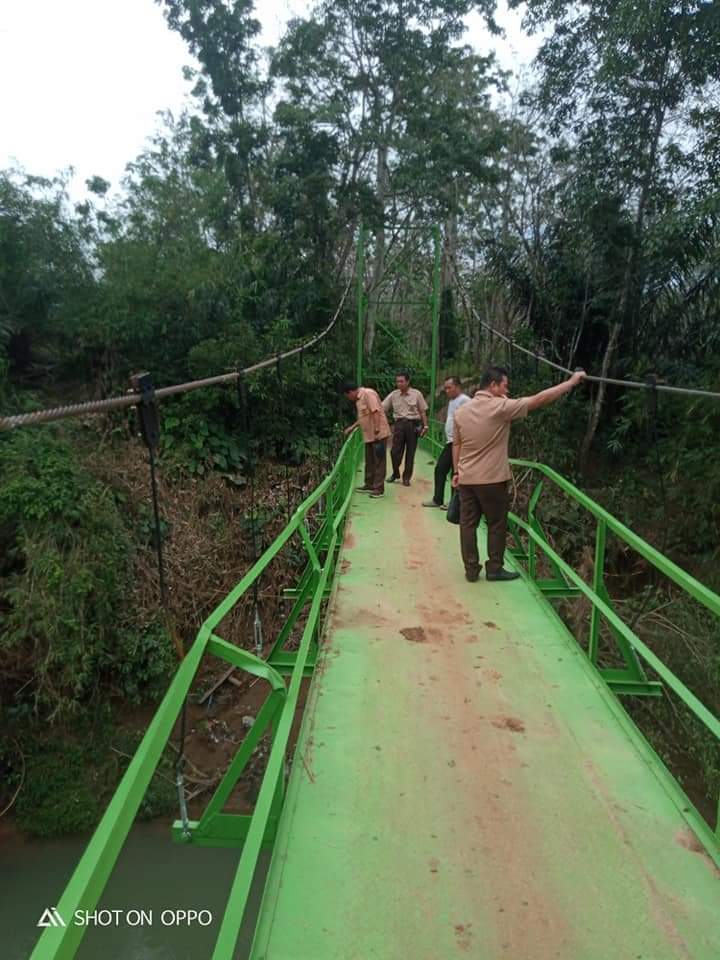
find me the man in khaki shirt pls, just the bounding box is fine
[342,381,392,497]
[382,372,428,486]
[452,365,585,582]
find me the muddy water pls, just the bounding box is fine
[2,820,268,960]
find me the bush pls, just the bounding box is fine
[15,741,104,838]
[0,428,172,720]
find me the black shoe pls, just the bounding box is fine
[402,479,410,487]
[486,569,520,582]
[386,475,399,483]
[465,571,480,583]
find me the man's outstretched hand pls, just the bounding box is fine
[570,369,586,386]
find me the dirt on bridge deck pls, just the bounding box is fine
[248,460,720,960]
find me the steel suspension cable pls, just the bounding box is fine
[453,265,720,401]
[0,276,353,432]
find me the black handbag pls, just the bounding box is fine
[446,490,460,524]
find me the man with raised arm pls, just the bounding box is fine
[452,365,585,582]
[382,371,429,486]
[341,381,392,498]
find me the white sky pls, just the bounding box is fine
[0,0,539,201]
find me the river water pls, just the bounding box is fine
[2,820,268,960]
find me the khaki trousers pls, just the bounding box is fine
[364,440,387,494]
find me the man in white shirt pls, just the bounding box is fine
[423,376,470,508]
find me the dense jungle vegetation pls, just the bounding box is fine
[1,0,719,836]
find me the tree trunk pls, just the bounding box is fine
[440,210,458,359]
[578,44,671,469]
[578,319,621,470]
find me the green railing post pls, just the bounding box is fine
[430,224,441,426]
[589,519,607,665]
[356,223,365,385]
[527,481,544,581]
[326,475,335,528]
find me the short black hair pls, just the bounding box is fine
[339,380,358,394]
[396,370,410,381]
[444,376,462,387]
[478,366,509,389]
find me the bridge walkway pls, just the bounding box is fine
[249,458,719,960]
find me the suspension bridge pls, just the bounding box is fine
[11,225,719,959]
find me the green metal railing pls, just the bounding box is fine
[422,429,720,846]
[31,423,720,960]
[30,431,362,960]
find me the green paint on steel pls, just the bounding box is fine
[429,224,441,426]
[589,518,606,663]
[250,457,720,960]
[32,437,720,960]
[29,430,362,960]
[510,509,720,741]
[356,222,365,384]
[511,458,720,618]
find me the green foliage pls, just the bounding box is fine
[624,595,720,810]
[15,741,105,838]
[163,405,246,476]
[2,0,720,837]
[7,725,177,837]
[113,619,177,706]
[0,429,172,720]
[0,169,96,382]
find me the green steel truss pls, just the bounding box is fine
[30,242,720,956]
[34,430,720,960]
[30,432,362,960]
[424,424,720,847]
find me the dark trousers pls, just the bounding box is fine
[459,482,509,576]
[364,440,387,493]
[390,419,420,482]
[433,442,454,505]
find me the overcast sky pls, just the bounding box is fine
[0,0,539,201]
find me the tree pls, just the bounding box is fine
[0,169,95,386]
[505,0,720,463]
[272,0,501,355]
[159,0,271,228]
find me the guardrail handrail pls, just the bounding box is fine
[30,430,362,960]
[202,431,358,637]
[421,429,720,841]
[500,455,720,846]
[510,458,720,618]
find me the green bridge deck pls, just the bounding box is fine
[250,459,719,960]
